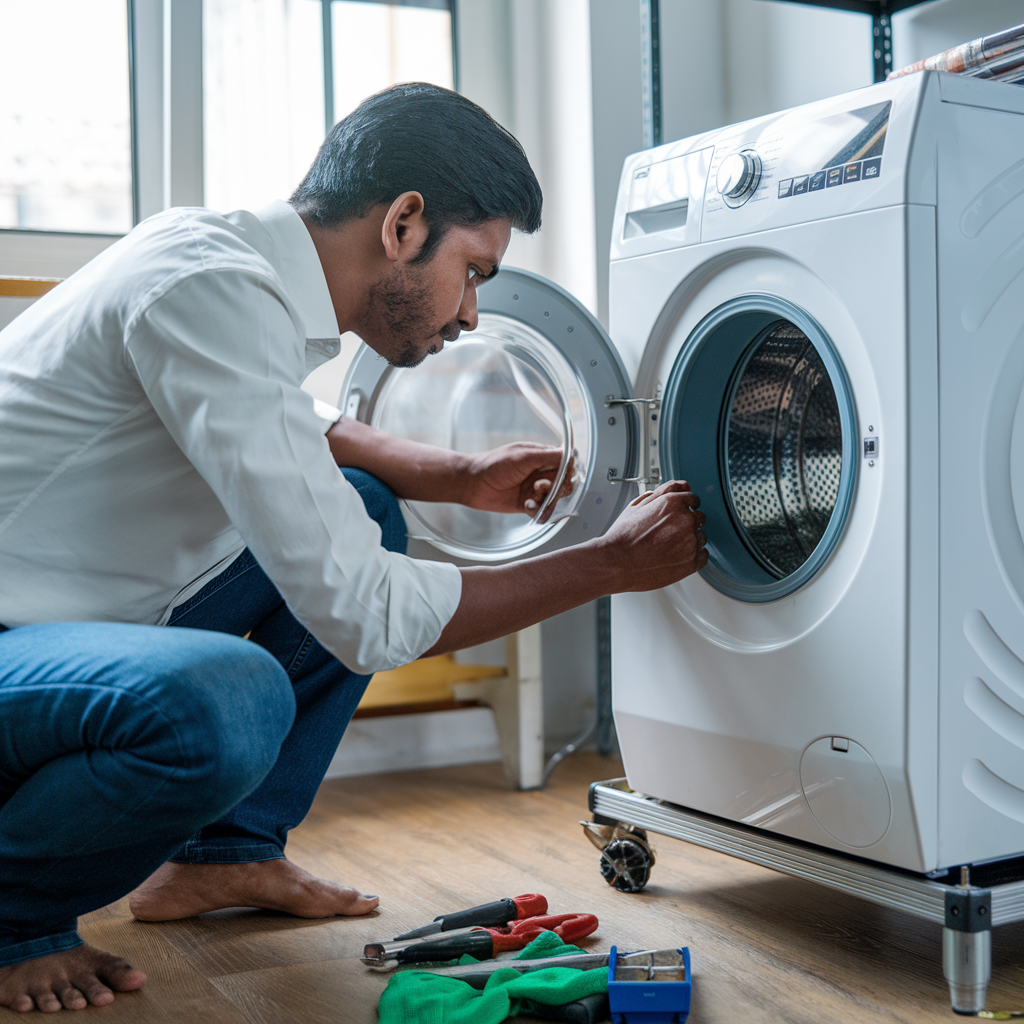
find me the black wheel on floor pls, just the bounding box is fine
[599,836,653,893]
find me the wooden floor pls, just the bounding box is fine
[15,752,1024,1022]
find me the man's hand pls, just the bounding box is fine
[459,443,575,520]
[595,480,708,591]
[425,478,708,656]
[325,418,574,517]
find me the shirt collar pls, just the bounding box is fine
[254,199,340,341]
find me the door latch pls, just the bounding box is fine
[606,396,661,492]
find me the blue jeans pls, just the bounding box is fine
[0,469,405,968]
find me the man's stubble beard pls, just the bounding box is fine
[366,264,461,369]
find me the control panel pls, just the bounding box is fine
[705,99,891,218]
[610,78,912,260]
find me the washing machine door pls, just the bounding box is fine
[341,267,638,563]
[661,294,858,602]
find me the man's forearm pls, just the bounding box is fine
[325,417,471,502]
[423,480,709,656]
[423,539,621,656]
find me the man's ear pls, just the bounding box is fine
[382,191,427,263]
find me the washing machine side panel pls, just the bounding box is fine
[936,101,1024,866]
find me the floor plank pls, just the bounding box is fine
[6,752,1024,1022]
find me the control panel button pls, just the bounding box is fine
[809,171,826,192]
[716,149,762,206]
[792,175,809,196]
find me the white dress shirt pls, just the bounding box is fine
[0,200,462,673]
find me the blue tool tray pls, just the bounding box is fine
[607,945,691,1023]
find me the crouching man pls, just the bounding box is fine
[0,84,707,1012]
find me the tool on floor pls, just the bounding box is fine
[607,946,691,1024]
[363,912,599,968]
[393,893,548,940]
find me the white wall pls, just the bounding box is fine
[458,0,598,315]
[720,0,873,126]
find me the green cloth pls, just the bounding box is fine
[377,933,607,1024]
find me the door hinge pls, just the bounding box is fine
[606,396,660,492]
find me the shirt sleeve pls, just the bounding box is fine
[124,268,462,673]
[313,398,342,432]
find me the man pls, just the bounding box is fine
[0,84,707,1012]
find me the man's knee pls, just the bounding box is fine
[146,631,295,812]
[340,467,407,555]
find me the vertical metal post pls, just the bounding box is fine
[450,0,459,93]
[872,1,892,83]
[322,0,334,133]
[596,595,615,756]
[127,0,140,225]
[639,0,661,150]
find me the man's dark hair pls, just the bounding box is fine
[291,83,542,263]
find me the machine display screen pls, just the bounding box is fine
[777,101,891,198]
[817,101,891,169]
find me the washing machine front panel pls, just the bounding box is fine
[608,207,927,869]
[342,268,637,564]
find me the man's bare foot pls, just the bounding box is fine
[127,858,379,922]
[0,944,146,1013]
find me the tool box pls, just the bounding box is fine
[607,946,691,1024]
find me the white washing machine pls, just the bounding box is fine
[342,69,1024,877]
[609,70,1024,876]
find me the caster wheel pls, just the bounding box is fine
[600,836,653,893]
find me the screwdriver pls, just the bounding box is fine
[392,893,548,940]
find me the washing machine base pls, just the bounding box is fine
[587,778,1024,1015]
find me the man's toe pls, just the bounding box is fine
[8,992,35,1013]
[31,988,62,1012]
[55,983,86,1010]
[79,980,115,1006]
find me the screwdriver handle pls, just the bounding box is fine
[397,930,494,964]
[436,893,548,931]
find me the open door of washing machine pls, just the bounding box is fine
[659,294,859,603]
[340,267,641,564]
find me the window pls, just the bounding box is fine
[203,0,325,215]
[0,0,132,234]
[204,0,454,214]
[331,0,454,126]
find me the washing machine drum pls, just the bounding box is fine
[664,297,857,603]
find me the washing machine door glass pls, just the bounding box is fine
[663,296,856,602]
[341,268,636,563]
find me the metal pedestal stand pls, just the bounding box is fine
[588,778,1024,1014]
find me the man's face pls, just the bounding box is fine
[363,218,512,368]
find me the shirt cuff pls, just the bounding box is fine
[313,398,342,433]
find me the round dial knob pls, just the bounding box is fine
[716,150,762,203]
